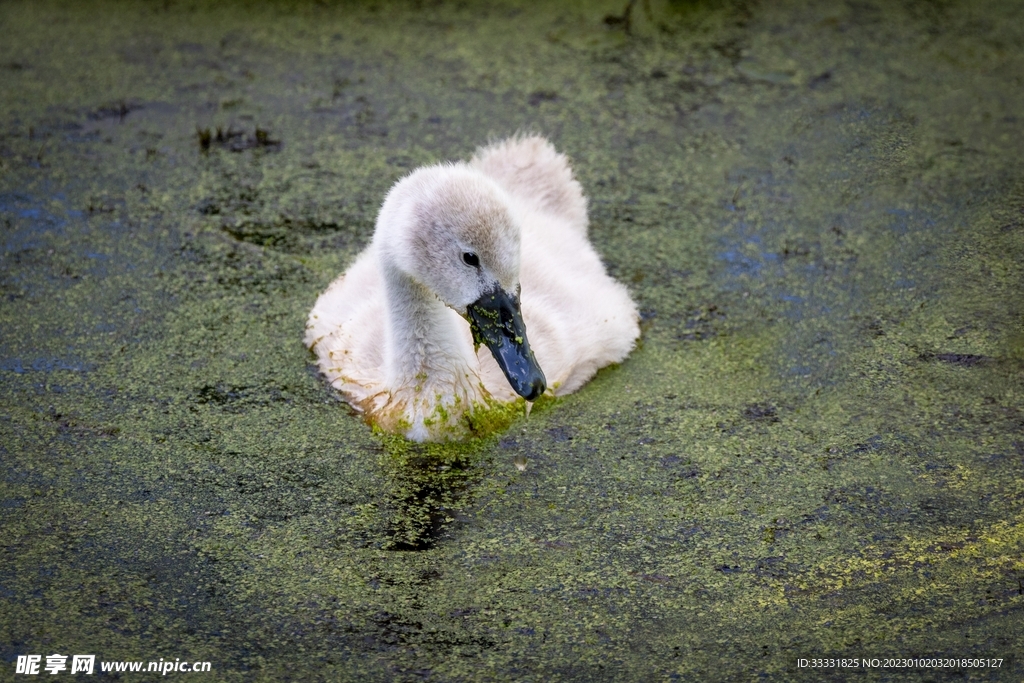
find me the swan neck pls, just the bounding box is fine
[379,253,474,386]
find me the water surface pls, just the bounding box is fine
[1,0,1022,680]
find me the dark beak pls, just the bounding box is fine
[466,286,547,401]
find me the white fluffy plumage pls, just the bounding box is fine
[305,135,639,441]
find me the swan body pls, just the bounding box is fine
[305,135,639,441]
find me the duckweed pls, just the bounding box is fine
[1,0,1022,680]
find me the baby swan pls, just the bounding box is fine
[305,135,639,441]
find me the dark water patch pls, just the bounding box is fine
[743,403,778,423]
[823,484,892,513]
[194,383,295,409]
[815,435,885,470]
[195,162,381,256]
[38,406,118,438]
[675,303,726,341]
[196,125,281,153]
[178,236,312,294]
[914,495,972,525]
[0,193,69,244]
[0,358,97,374]
[86,99,143,122]
[528,90,559,107]
[545,425,576,442]
[753,555,806,581]
[381,458,474,551]
[919,352,992,367]
[223,474,313,524]
[195,383,253,407]
[219,216,349,253]
[715,229,781,282]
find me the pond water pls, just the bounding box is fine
[1,0,1022,680]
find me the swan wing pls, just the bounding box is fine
[470,134,588,236]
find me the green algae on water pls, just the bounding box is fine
[1,0,1023,680]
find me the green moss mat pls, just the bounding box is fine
[1,0,1022,680]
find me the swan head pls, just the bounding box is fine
[374,164,547,401]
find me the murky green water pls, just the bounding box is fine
[2,0,1022,680]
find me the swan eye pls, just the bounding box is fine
[462,252,480,268]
